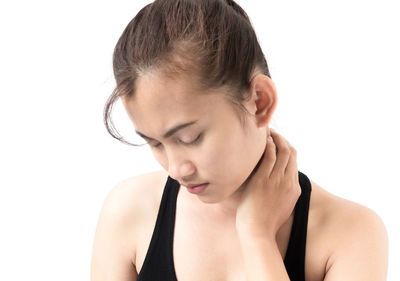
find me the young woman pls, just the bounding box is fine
[91,1,388,280]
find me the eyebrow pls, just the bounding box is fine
[135,120,198,141]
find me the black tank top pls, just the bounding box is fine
[137,171,312,281]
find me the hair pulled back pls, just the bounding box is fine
[104,0,271,146]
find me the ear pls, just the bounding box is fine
[244,74,278,128]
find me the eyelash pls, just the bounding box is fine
[152,134,202,148]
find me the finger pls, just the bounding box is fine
[274,131,298,177]
[264,133,276,176]
[285,145,298,177]
[270,129,291,177]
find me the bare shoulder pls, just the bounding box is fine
[105,170,168,218]
[308,180,388,280]
[309,179,388,245]
[102,170,169,244]
[90,170,168,280]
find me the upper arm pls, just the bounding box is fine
[90,176,145,281]
[323,205,388,281]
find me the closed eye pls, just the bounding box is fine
[180,133,202,145]
[152,133,202,148]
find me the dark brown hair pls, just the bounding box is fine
[104,0,271,146]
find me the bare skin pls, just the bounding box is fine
[91,70,388,280]
[135,169,328,281]
[91,168,388,281]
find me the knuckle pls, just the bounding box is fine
[279,145,290,155]
[269,139,276,147]
[268,144,276,154]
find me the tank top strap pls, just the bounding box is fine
[137,176,179,280]
[138,171,312,281]
[283,170,312,281]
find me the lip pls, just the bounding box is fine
[186,182,208,188]
[185,183,209,194]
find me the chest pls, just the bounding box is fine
[172,205,247,281]
[135,190,328,281]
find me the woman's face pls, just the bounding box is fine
[122,70,271,210]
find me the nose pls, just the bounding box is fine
[167,150,196,181]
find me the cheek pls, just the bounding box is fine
[152,150,168,171]
[202,130,245,175]
[208,127,264,185]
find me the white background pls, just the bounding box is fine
[0,0,399,280]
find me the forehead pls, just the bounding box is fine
[122,70,228,137]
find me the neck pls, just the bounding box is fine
[182,181,247,221]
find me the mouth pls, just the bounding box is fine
[185,182,208,188]
[185,183,209,194]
